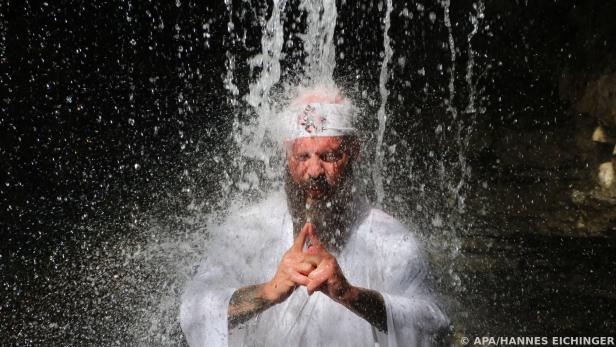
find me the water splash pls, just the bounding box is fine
[235,0,288,189]
[441,0,458,120]
[236,0,341,193]
[465,1,485,115]
[223,0,239,108]
[373,0,394,207]
[299,0,337,85]
[1,1,496,345]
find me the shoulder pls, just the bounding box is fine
[362,209,421,245]
[210,191,289,252]
[233,191,287,223]
[219,191,287,232]
[356,208,424,262]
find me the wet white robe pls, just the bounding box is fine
[180,192,449,346]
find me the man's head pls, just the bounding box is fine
[282,86,359,202]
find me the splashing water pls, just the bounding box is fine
[464,1,485,115]
[131,1,476,343]
[2,1,492,345]
[235,0,341,194]
[299,0,337,84]
[441,0,458,121]
[242,0,287,163]
[373,0,394,207]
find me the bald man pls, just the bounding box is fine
[180,86,449,346]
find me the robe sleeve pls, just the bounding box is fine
[179,229,246,347]
[369,216,450,347]
[180,264,237,347]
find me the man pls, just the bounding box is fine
[180,86,449,346]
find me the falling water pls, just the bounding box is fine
[299,0,337,84]
[244,0,286,150]
[223,0,239,108]
[373,0,394,207]
[236,0,340,193]
[464,1,485,115]
[441,0,458,121]
[450,0,485,213]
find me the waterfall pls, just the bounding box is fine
[465,1,485,115]
[234,0,287,190]
[373,0,394,207]
[441,0,458,121]
[299,0,337,84]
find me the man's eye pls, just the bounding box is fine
[321,152,342,162]
[295,154,310,161]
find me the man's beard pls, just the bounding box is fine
[284,164,366,251]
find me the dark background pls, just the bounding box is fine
[2,0,616,345]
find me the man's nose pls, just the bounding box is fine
[306,156,324,178]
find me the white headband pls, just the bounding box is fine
[280,102,356,140]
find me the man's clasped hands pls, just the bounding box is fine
[262,223,352,305]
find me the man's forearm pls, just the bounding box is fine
[338,286,387,333]
[228,284,274,329]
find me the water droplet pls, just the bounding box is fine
[429,12,437,23]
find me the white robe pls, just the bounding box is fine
[180,191,449,346]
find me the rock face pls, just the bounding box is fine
[474,64,616,238]
[558,67,616,236]
[576,72,616,126]
[452,3,616,339]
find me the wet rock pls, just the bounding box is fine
[576,73,616,127]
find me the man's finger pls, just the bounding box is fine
[294,261,316,275]
[292,223,311,251]
[289,271,310,286]
[306,270,328,294]
[301,254,321,267]
[307,224,323,249]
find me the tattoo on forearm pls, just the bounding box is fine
[345,288,388,333]
[228,284,273,329]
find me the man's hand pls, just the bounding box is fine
[302,223,352,300]
[229,225,316,329]
[229,223,387,333]
[302,223,388,333]
[263,223,316,304]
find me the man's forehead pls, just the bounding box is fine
[288,136,345,152]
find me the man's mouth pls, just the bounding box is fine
[305,185,326,198]
[303,177,329,198]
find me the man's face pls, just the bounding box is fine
[286,136,353,200]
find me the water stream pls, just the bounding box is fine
[373,0,393,207]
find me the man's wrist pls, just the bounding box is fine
[260,281,279,305]
[337,283,359,305]
[336,285,388,333]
